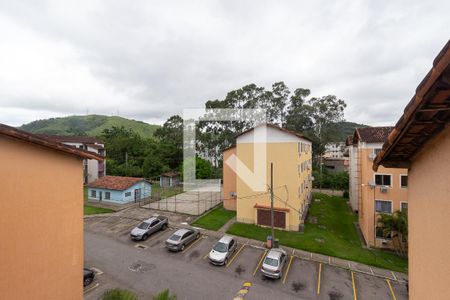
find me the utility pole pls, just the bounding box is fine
[125,152,128,169]
[270,162,275,247]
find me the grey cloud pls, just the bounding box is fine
[0,0,448,127]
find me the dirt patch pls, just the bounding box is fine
[235,264,246,275]
[292,281,306,293]
[328,291,343,300]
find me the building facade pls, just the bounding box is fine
[36,135,106,184]
[222,146,237,210]
[87,175,151,204]
[348,127,408,249]
[224,124,312,231]
[374,40,450,300]
[323,142,345,158]
[0,124,103,300]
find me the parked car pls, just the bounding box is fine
[130,216,168,241]
[83,268,95,287]
[260,248,287,279]
[208,235,237,265]
[165,228,200,252]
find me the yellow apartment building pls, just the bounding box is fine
[0,124,103,300]
[374,40,450,300]
[348,127,408,248]
[223,124,312,231]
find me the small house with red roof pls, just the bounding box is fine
[87,175,151,203]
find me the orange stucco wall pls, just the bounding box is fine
[223,147,237,211]
[407,125,450,300]
[0,136,84,300]
[358,147,408,248]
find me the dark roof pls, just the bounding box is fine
[0,123,104,161]
[161,172,179,178]
[35,134,104,144]
[353,127,393,144]
[87,175,147,190]
[374,39,450,170]
[235,123,312,142]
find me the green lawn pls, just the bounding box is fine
[84,205,115,215]
[192,205,236,231]
[151,185,184,198]
[227,193,408,272]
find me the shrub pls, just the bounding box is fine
[153,289,177,300]
[101,289,138,300]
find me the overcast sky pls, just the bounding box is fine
[0,0,448,127]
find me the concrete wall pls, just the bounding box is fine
[0,135,84,300]
[408,125,450,300]
[358,145,408,248]
[235,131,312,231]
[348,145,358,211]
[222,147,237,211]
[88,181,151,203]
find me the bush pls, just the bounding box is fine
[343,190,349,198]
[101,289,138,300]
[153,288,177,300]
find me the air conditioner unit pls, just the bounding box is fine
[380,186,388,193]
[229,192,237,198]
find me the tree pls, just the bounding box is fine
[152,289,177,300]
[154,115,183,149]
[377,210,408,257]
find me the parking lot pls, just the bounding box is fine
[84,215,408,299]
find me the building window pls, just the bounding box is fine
[375,200,392,213]
[375,174,391,186]
[90,190,96,198]
[105,192,110,200]
[401,202,408,211]
[125,192,131,197]
[400,175,408,188]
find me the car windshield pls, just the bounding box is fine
[264,257,279,267]
[137,222,150,229]
[213,242,228,253]
[168,234,181,241]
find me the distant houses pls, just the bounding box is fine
[87,175,151,204]
[0,123,103,299]
[223,124,313,231]
[374,40,450,299]
[347,126,408,249]
[36,134,106,184]
[160,172,180,188]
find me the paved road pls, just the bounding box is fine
[84,231,300,300]
[84,215,408,300]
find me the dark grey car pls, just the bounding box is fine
[165,228,200,251]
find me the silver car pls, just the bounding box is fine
[208,235,237,265]
[260,248,287,279]
[165,228,200,252]
[130,216,168,241]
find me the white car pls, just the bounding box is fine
[260,248,287,279]
[208,235,237,265]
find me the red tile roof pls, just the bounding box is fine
[0,123,103,161]
[161,172,179,177]
[374,39,450,170]
[36,134,104,144]
[87,176,147,190]
[354,126,393,144]
[235,123,312,142]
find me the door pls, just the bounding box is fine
[257,209,286,229]
[134,188,141,202]
[99,191,103,201]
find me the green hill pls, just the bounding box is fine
[19,115,159,138]
[325,121,368,142]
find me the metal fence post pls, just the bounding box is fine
[197,191,200,215]
[174,194,177,213]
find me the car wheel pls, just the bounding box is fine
[162,224,167,230]
[142,234,148,241]
[83,277,93,287]
[180,244,185,251]
[224,258,228,265]
[196,233,200,239]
